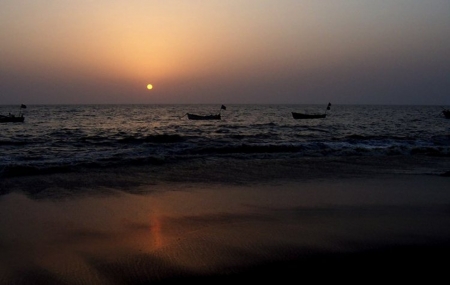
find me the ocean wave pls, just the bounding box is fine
[189,144,304,155]
[1,148,449,179]
[0,164,73,177]
[118,134,186,144]
[2,104,449,179]
[0,156,168,178]
[185,142,450,158]
[0,140,28,146]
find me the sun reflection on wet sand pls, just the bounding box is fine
[150,215,163,249]
[1,177,450,283]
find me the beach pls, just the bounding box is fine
[2,0,450,281]
[1,156,450,284]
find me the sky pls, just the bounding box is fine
[1,0,449,105]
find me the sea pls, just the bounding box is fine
[1,104,449,187]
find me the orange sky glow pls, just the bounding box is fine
[1,0,449,105]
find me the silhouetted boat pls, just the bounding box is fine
[0,114,24,123]
[443,109,450,119]
[184,105,226,120]
[187,113,221,120]
[291,112,326,119]
[292,103,331,120]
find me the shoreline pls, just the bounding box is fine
[1,153,450,283]
[1,169,450,283]
[1,154,449,195]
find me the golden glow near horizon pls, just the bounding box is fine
[147,84,153,90]
[1,0,450,104]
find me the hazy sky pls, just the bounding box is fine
[1,0,449,105]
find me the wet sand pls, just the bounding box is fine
[1,173,450,284]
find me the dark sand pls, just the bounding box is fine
[1,168,450,284]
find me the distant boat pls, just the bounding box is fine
[184,105,226,121]
[187,113,221,120]
[0,114,24,123]
[443,109,450,119]
[292,103,331,120]
[291,112,327,119]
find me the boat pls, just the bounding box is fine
[292,103,331,120]
[292,112,326,119]
[187,113,221,120]
[443,109,450,119]
[184,105,226,120]
[0,114,24,123]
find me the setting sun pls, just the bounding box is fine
[147,84,153,90]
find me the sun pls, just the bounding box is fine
[147,84,153,90]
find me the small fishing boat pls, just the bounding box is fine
[291,112,326,119]
[184,105,226,120]
[0,114,25,123]
[443,109,450,119]
[292,103,331,120]
[187,113,221,120]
